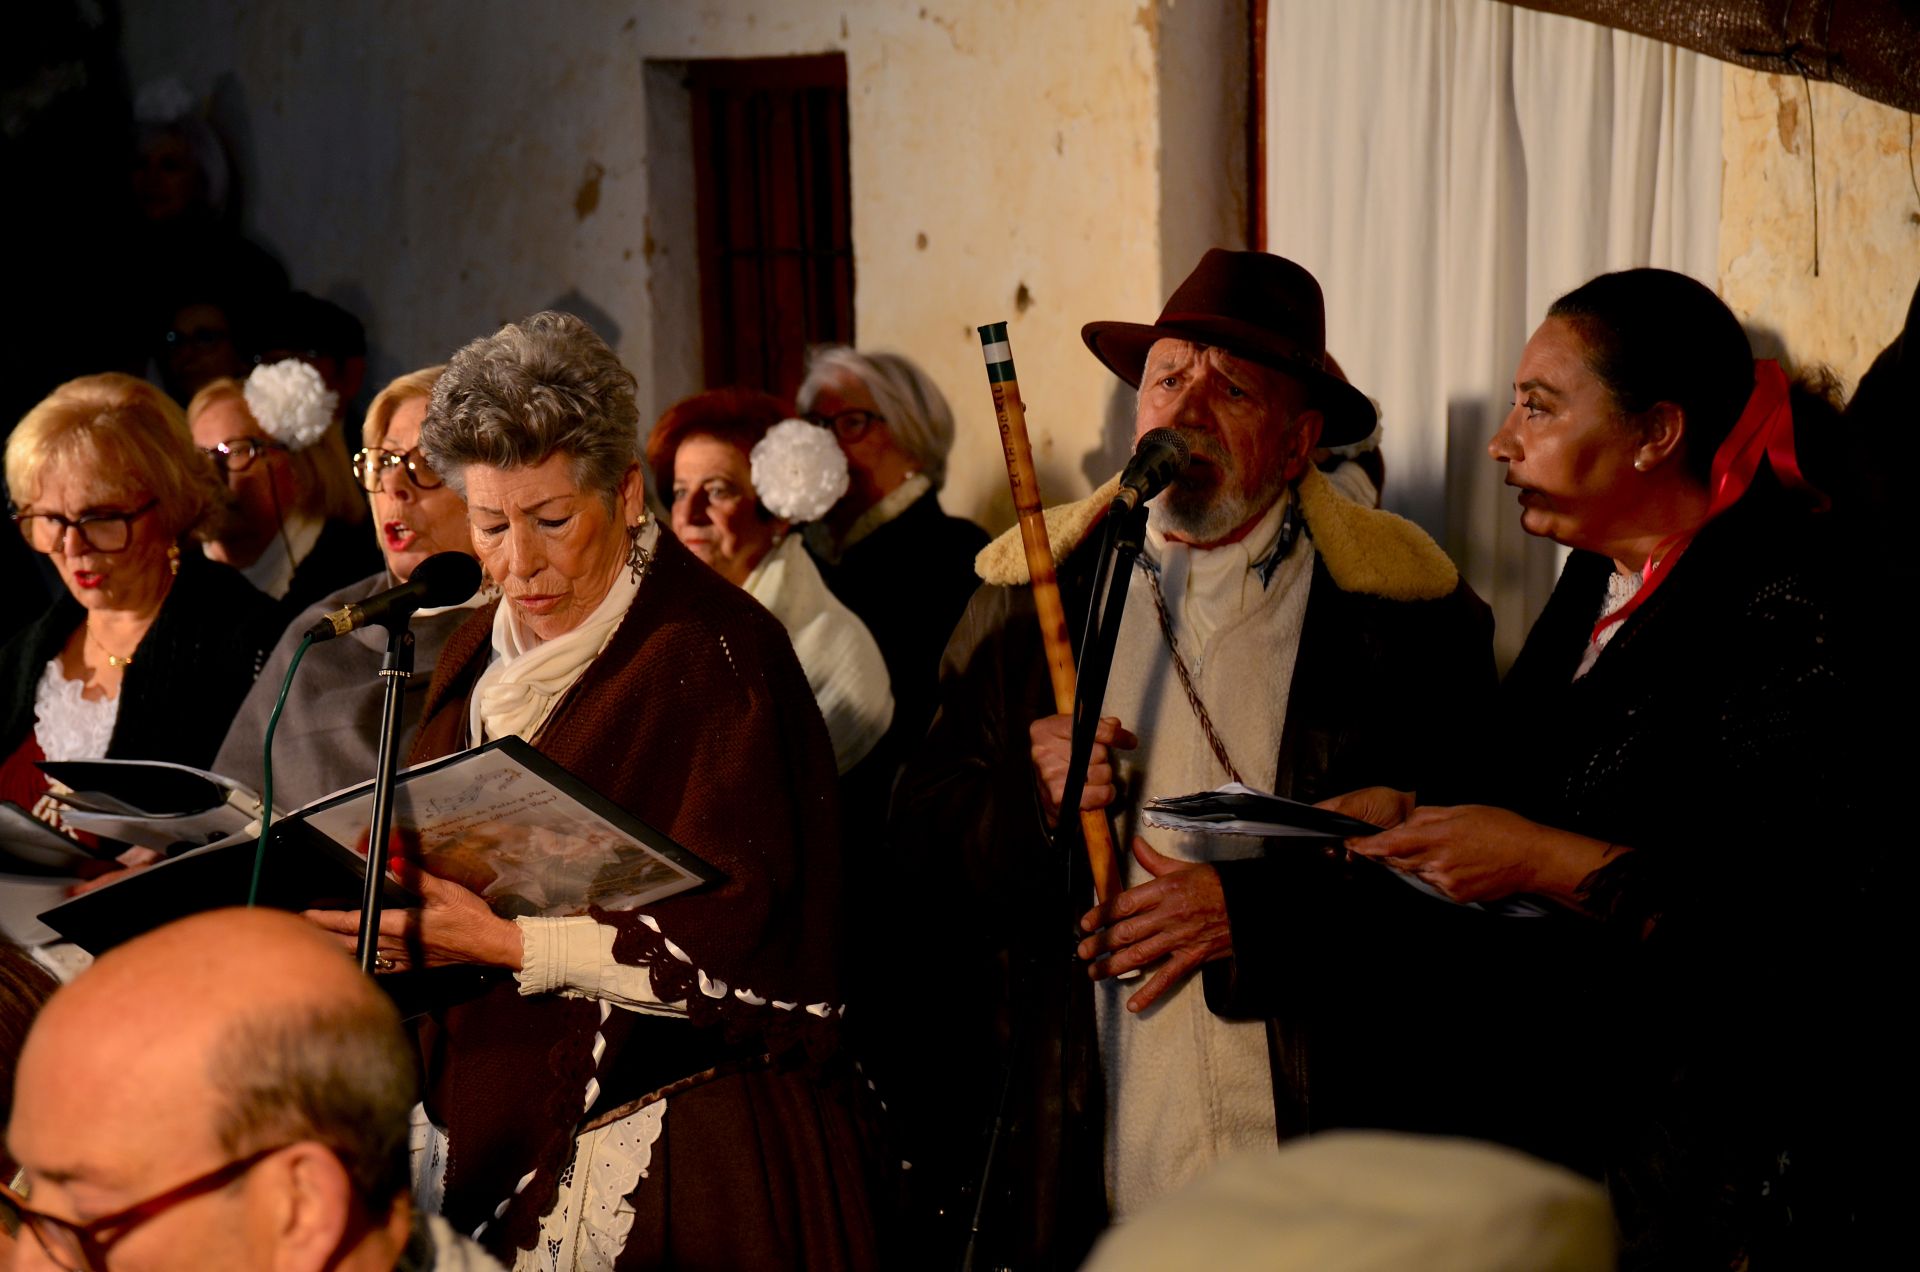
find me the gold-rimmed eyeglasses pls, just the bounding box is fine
[352,446,445,494]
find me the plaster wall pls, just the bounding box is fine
[119,1,1243,530]
[1719,68,1920,388]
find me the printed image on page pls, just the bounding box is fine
[299,750,698,918]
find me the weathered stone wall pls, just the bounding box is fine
[121,0,1248,530]
[1720,68,1920,388]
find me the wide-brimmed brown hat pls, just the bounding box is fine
[1082,248,1377,446]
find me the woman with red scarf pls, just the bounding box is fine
[1327,269,1892,1268]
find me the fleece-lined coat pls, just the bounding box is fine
[889,468,1508,1269]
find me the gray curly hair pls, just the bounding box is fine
[422,311,639,500]
[796,346,956,489]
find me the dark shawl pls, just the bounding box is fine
[409,533,882,1267]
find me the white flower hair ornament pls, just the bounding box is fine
[243,359,338,452]
[750,419,850,523]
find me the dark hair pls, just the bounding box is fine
[645,387,792,493]
[0,945,58,1177]
[1547,269,1754,483]
[207,999,417,1216]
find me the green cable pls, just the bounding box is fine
[247,634,314,907]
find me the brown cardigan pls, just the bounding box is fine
[409,532,856,1259]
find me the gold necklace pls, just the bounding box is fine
[85,624,136,668]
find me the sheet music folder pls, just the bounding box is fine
[38,737,722,955]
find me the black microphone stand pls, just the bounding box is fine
[355,623,415,975]
[960,499,1149,1270]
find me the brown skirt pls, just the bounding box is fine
[617,1061,894,1270]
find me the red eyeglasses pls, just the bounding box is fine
[3,1143,290,1271]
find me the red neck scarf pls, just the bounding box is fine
[1590,359,1828,645]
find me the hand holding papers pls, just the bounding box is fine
[1144,783,1547,917]
[35,739,720,954]
[292,738,718,919]
[1143,782,1384,840]
[38,759,264,852]
[0,802,115,943]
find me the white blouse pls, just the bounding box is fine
[33,657,118,761]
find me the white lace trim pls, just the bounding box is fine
[476,916,845,1249]
[410,1103,451,1217]
[516,1102,666,1271]
[32,658,118,761]
[475,998,618,1247]
[1574,569,1644,681]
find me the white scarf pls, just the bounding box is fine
[741,534,894,773]
[468,520,657,745]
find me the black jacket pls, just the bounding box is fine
[280,516,383,625]
[1,551,283,770]
[890,480,1502,1268]
[813,488,989,754]
[1482,484,1899,1269]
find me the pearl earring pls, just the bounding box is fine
[1633,458,1649,472]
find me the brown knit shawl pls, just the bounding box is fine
[409,533,844,1252]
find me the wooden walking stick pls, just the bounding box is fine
[977,322,1122,905]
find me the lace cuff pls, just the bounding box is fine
[514,916,688,1017]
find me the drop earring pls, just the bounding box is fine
[626,520,653,584]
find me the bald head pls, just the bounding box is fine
[9,911,418,1270]
[44,907,386,1039]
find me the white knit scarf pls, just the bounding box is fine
[468,520,657,745]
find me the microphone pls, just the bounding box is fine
[1113,428,1192,511]
[303,552,482,643]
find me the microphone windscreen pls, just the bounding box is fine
[1138,427,1190,468]
[410,552,483,608]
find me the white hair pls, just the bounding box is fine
[796,346,956,489]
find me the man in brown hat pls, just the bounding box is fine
[892,250,1510,1267]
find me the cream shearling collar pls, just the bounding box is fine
[972,465,1458,601]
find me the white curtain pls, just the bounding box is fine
[1264,0,1720,664]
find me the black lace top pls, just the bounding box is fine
[1485,479,1896,1267]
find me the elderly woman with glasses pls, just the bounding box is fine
[303,313,888,1270]
[185,360,379,618]
[214,366,484,808]
[796,347,987,751]
[1,374,280,833]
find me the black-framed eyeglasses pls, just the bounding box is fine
[199,437,287,477]
[352,445,444,493]
[803,408,883,442]
[4,1143,288,1271]
[11,500,158,554]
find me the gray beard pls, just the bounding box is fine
[1148,464,1290,545]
